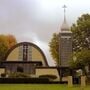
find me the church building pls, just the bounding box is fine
[0,5,72,83]
[0,42,60,82]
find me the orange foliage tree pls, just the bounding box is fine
[0,34,17,61]
[6,34,17,49]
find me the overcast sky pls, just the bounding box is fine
[0,0,90,66]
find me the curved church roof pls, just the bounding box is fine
[4,42,48,66]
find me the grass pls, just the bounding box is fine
[0,84,90,90]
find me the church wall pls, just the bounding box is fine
[6,47,19,61]
[6,45,46,66]
[36,68,60,81]
[32,47,46,66]
[0,68,5,77]
[2,63,36,75]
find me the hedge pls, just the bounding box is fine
[0,78,49,83]
[39,74,57,80]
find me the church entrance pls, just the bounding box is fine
[17,66,24,73]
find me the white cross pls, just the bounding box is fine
[62,5,67,22]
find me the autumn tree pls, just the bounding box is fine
[0,34,17,61]
[0,35,9,60]
[6,34,17,49]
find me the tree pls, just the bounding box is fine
[71,14,90,52]
[70,14,90,72]
[0,34,17,61]
[70,49,90,75]
[6,34,17,49]
[49,33,59,63]
[0,35,9,60]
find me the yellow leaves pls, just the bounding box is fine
[0,34,17,49]
[6,35,17,49]
[0,34,17,60]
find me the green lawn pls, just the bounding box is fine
[0,84,90,90]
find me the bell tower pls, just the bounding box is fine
[59,5,72,67]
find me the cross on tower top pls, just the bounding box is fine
[62,5,67,22]
[61,5,69,31]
